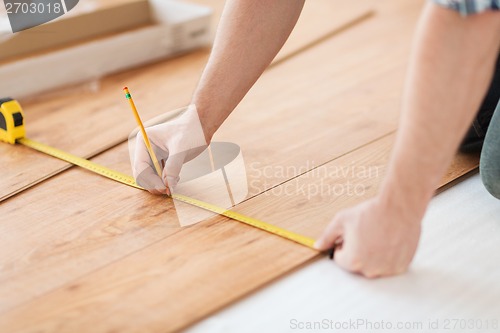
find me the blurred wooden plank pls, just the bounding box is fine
[438,152,480,193]
[0,0,373,201]
[192,0,375,63]
[275,1,374,64]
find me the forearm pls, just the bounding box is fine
[381,4,500,217]
[192,0,305,141]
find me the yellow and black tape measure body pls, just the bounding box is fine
[1,98,317,250]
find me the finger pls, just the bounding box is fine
[149,188,166,195]
[133,132,171,194]
[368,244,412,278]
[162,151,186,191]
[364,272,382,279]
[136,167,166,194]
[332,226,363,273]
[314,218,344,251]
[334,246,363,274]
[133,133,153,178]
[365,263,405,279]
[391,252,412,276]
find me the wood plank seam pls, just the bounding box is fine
[0,10,374,202]
[6,3,480,331]
[436,168,479,194]
[270,11,374,68]
[0,133,419,331]
[0,130,396,317]
[237,130,397,206]
[179,254,324,332]
[0,138,126,203]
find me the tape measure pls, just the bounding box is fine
[1,98,317,250]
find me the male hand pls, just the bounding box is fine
[314,196,422,278]
[132,105,208,195]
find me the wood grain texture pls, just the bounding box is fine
[0,0,481,332]
[0,135,472,333]
[0,135,388,333]
[439,151,480,190]
[0,9,408,312]
[0,0,372,202]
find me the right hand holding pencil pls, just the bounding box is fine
[132,105,208,195]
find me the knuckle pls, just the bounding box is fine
[350,255,363,270]
[363,271,380,279]
[343,256,362,272]
[395,265,409,275]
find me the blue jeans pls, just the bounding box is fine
[462,53,500,199]
[480,97,500,199]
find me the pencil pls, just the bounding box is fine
[123,86,163,179]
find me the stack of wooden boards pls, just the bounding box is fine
[0,0,212,98]
[0,0,480,332]
[0,0,152,61]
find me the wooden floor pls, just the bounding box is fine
[188,174,500,333]
[0,1,479,332]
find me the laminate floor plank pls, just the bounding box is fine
[0,132,474,332]
[1,0,425,317]
[1,1,481,332]
[0,135,392,333]
[0,1,373,201]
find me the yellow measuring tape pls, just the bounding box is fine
[0,96,317,250]
[17,137,317,250]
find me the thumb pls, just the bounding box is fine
[132,132,169,194]
[314,218,343,251]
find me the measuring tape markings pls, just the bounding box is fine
[18,137,317,249]
[19,138,141,189]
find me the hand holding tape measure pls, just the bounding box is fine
[1,91,334,256]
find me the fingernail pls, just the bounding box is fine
[154,186,166,194]
[314,239,324,250]
[166,187,171,197]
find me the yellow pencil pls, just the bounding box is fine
[123,87,163,178]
